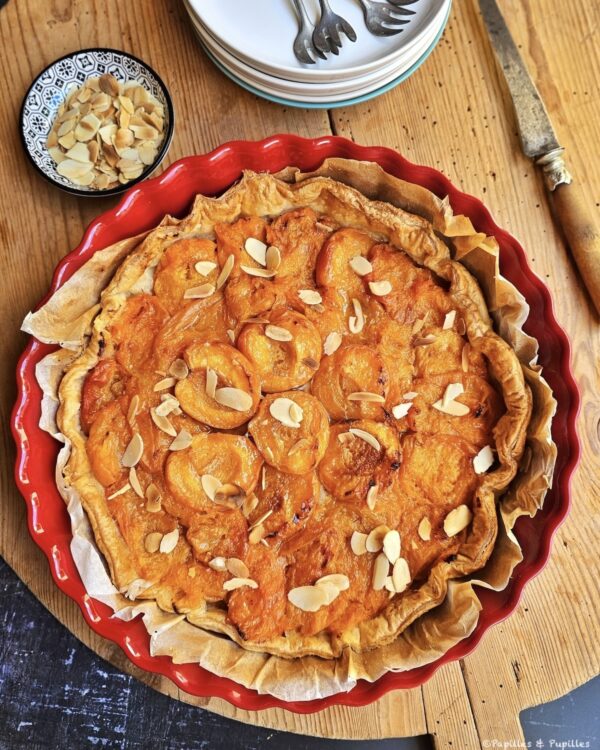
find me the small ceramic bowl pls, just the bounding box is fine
[19,48,174,197]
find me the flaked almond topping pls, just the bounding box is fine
[366,525,390,553]
[169,358,189,380]
[392,557,411,593]
[265,324,293,342]
[391,402,412,419]
[214,483,246,508]
[432,386,470,416]
[195,260,217,276]
[208,557,227,572]
[201,474,222,501]
[366,484,378,510]
[226,558,250,578]
[369,280,392,297]
[403,391,418,400]
[241,265,276,278]
[183,283,215,299]
[443,504,473,537]
[348,392,385,403]
[150,408,177,437]
[348,298,365,334]
[442,382,464,408]
[223,577,258,591]
[418,517,432,541]
[384,576,396,593]
[226,328,235,344]
[250,508,273,530]
[169,429,192,451]
[129,466,144,498]
[316,574,350,591]
[154,377,176,392]
[413,334,437,347]
[315,580,341,605]
[323,331,342,355]
[205,367,217,399]
[456,317,467,336]
[266,245,281,271]
[412,317,425,334]
[443,310,457,330]
[144,532,163,554]
[288,438,310,457]
[261,465,267,491]
[216,254,234,289]
[372,553,390,591]
[269,397,303,429]
[349,428,381,452]
[145,483,162,513]
[349,255,372,276]
[107,483,131,500]
[241,493,259,518]
[383,529,401,565]
[214,387,253,412]
[244,237,267,266]
[461,343,470,372]
[122,432,144,467]
[298,289,322,305]
[154,398,179,417]
[302,356,319,370]
[288,585,328,612]
[337,431,352,444]
[159,528,179,553]
[473,445,494,474]
[248,524,266,545]
[350,531,368,556]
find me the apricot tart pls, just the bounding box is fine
[51,166,535,661]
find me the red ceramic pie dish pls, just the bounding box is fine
[11,135,580,712]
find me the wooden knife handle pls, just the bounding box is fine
[550,180,600,316]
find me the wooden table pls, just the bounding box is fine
[1,1,599,747]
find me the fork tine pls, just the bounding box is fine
[340,18,358,42]
[328,23,343,48]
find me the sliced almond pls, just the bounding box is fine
[144,532,162,554]
[289,401,304,424]
[122,433,144,468]
[223,577,258,591]
[418,517,432,541]
[348,298,365,334]
[216,254,235,289]
[159,528,179,553]
[65,141,93,164]
[461,343,470,372]
[323,331,342,356]
[150,408,177,437]
[57,159,93,181]
[366,484,378,510]
[129,466,144,498]
[127,394,140,424]
[366,525,390,553]
[315,580,341,605]
[107,483,131,500]
[298,289,322,305]
[214,483,246,508]
[269,397,302,428]
[456,317,467,335]
[214,387,253,412]
[248,524,266,545]
[384,576,396,593]
[48,146,66,164]
[349,255,373,276]
[413,334,437,347]
[265,325,293,342]
[392,557,411,593]
[169,429,192,451]
[443,504,473,537]
[169,358,189,380]
[74,113,101,142]
[391,402,412,419]
[443,310,457,330]
[316,574,350,591]
[412,317,425,334]
[265,245,281,271]
[288,585,328,612]
[195,260,217,276]
[58,132,77,150]
[473,445,494,474]
[369,280,392,297]
[57,118,76,137]
[145,483,162,513]
[349,428,381,452]
[432,398,470,417]
[138,143,157,166]
[244,237,267,266]
[183,283,215,299]
[383,529,401,565]
[226,558,250,578]
[442,382,464,408]
[154,377,176,392]
[201,474,222,501]
[250,509,273,530]
[347,392,385,403]
[226,329,235,344]
[99,73,120,97]
[240,264,276,278]
[209,556,227,572]
[241,493,259,519]
[205,367,218,399]
[288,438,310,457]
[350,531,368,556]
[403,391,418,400]
[372,553,390,591]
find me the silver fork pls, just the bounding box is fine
[358,0,413,36]
[291,0,327,64]
[313,0,357,57]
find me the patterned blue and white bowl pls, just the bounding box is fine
[20,48,174,197]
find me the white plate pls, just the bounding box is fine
[196,18,439,103]
[187,0,449,82]
[187,4,443,98]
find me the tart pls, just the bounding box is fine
[40,163,539,668]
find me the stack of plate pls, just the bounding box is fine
[183,0,451,109]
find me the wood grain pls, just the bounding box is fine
[1,0,599,747]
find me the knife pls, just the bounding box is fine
[480,0,600,316]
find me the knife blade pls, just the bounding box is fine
[480,0,600,317]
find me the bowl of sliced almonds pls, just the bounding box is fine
[20,48,174,196]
